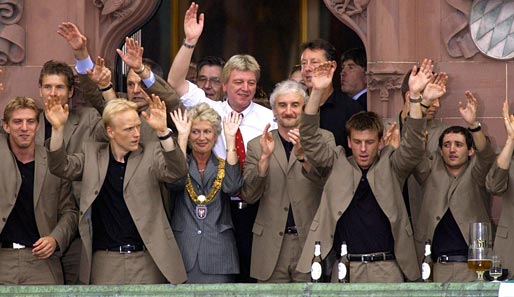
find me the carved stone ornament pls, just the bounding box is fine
[367,72,403,100]
[470,0,514,60]
[0,0,25,65]
[324,0,367,46]
[442,0,478,59]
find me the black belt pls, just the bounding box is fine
[1,242,27,249]
[348,252,395,262]
[285,226,297,234]
[231,200,248,209]
[437,255,467,263]
[102,244,146,254]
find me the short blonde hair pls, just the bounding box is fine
[4,96,40,123]
[222,54,260,83]
[102,99,138,129]
[187,103,222,136]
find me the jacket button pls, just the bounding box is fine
[94,190,98,195]
[337,211,342,215]
[79,211,83,215]
[279,232,284,236]
[436,216,441,221]
[283,207,288,212]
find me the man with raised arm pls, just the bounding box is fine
[45,95,188,284]
[167,2,275,282]
[58,22,180,143]
[413,90,495,282]
[0,96,77,285]
[242,80,335,282]
[297,59,434,282]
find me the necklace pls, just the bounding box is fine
[185,158,225,206]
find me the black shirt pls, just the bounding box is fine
[431,209,468,258]
[92,150,144,250]
[319,89,363,155]
[333,169,394,254]
[279,134,296,229]
[0,159,40,246]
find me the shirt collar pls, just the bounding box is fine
[353,88,367,100]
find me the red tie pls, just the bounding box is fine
[235,127,245,171]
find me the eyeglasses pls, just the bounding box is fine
[197,76,221,86]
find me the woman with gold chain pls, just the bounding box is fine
[167,103,242,283]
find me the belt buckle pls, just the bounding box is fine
[238,201,247,209]
[361,255,369,263]
[13,243,25,249]
[119,244,134,254]
[438,255,449,263]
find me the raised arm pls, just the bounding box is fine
[408,58,434,119]
[88,56,116,101]
[167,2,204,96]
[304,61,336,115]
[497,101,514,170]
[421,72,448,111]
[170,108,191,158]
[57,22,89,60]
[45,96,69,152]
[141,94,176,152]
[223,112,242,166]
[459,91,486,152]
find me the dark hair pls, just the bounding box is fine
[346,111,384,139]
[438,126,474,150]
[38,60,74,89]
[290,65,301,76]
[340,48,366,70]
[300,39,337,61]
[142,58,163,78]
[400,69,412,103]
[197,56,226,77]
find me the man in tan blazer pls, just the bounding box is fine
[243,80,335,282]
[297,60,434,282]
[413,91,495,282]
[37,59,101,285]
[486,101,514,279]
[46,96,188,284]
[0,97,78,284]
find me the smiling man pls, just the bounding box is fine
[243,80,335,283]
[167,3,275,282]
[0,97,77,285]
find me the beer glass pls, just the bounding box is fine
[467,222,492,281]
[489,255,502,282]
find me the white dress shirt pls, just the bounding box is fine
[181,81,277,159]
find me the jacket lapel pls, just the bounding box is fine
[272,131,288,174]
[63,112,80,149]
[124,146,143,190]
[33,146,47,209]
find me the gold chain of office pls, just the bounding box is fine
[185,158,225,206]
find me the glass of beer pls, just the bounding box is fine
[489,255,502,282]
[467,222,492,281]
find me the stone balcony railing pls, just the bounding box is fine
[0,282,510,297]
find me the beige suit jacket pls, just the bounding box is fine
[0,135,78,278]
[296,113,425,281]
[413,141,495,258]
[47,140,188,284]
[243,129,335,280]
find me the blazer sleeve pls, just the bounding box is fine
[390,116,426,180]
[242,138,267,204]
[222,162,243,197]
[151,141,188,183]
[47,142,85,181]
[144,75,181,113]
[78,74,105,115]
[471,140,496,187]
[49,178,78,252]
[300,112,337,173]
[486,160,510,195]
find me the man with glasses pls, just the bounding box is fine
[196,56,225,101]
